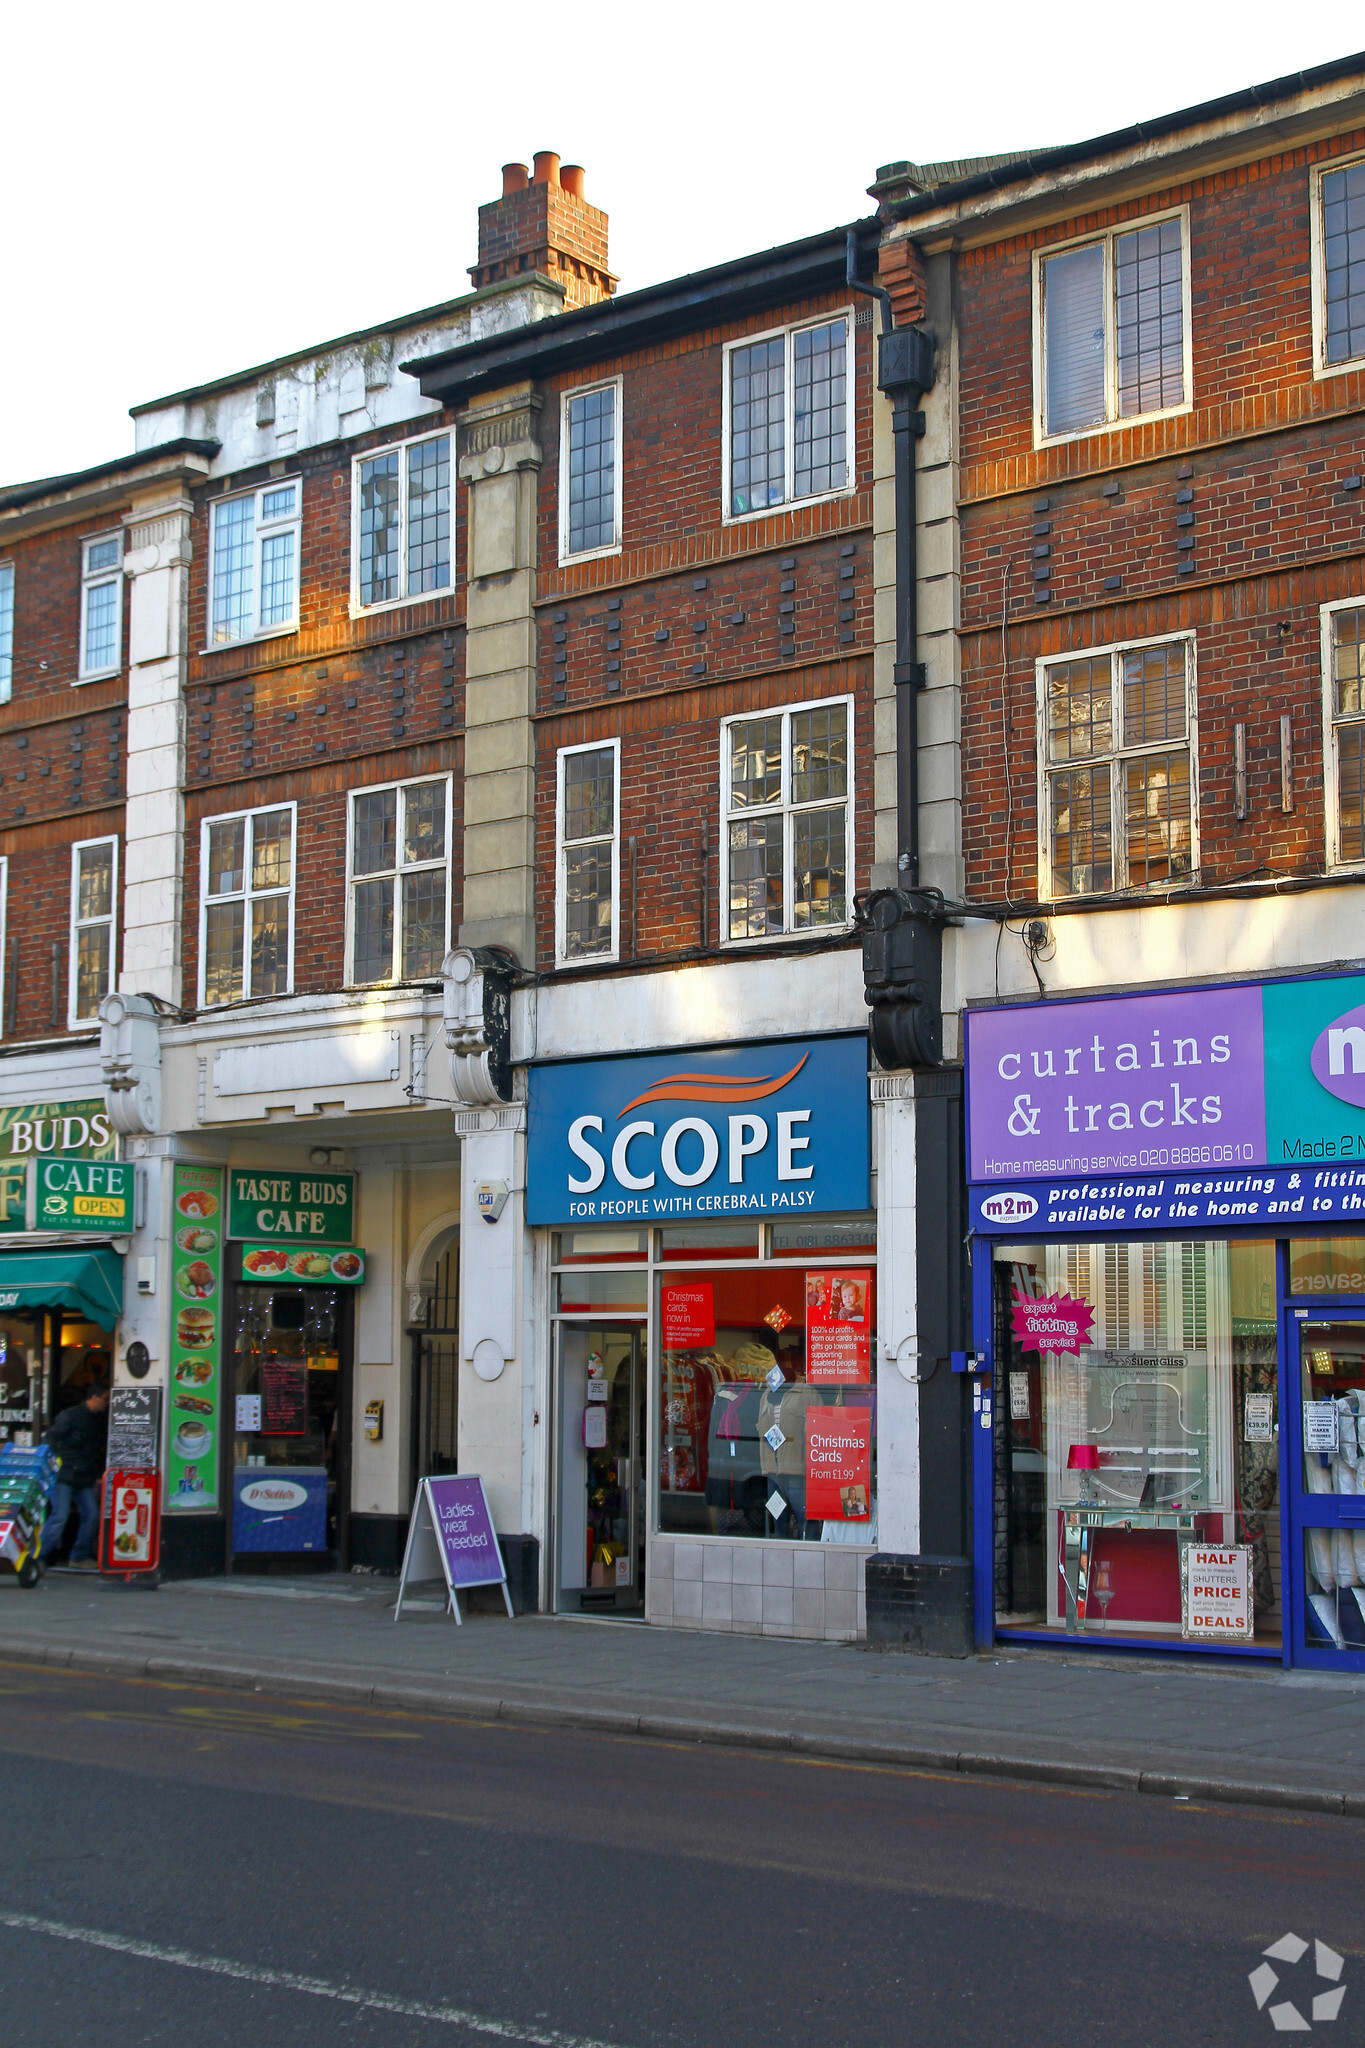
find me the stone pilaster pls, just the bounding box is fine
[120,485,194,1007]
[457,385,542,967]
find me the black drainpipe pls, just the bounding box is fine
[846,230,945,1070]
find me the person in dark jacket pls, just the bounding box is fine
[42,1384,110,1568]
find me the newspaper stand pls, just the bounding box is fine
[0,1443,59,1589]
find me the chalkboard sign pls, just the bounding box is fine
[262,1360,307,1436]
[106,1386,161,1473]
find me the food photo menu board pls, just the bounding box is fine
[166,1165,224,1511]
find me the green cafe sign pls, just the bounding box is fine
[1,1100,116,1235]
[227,1169,355,1244]
[34,1158,135,1235]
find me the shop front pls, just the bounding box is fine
[528,1033,880,1638]
[965,968,1365,1671]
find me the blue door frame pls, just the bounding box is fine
[969,1232,1365,1671]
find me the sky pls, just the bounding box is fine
[2,1,1362,485]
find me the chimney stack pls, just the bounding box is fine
[470,150,616,310]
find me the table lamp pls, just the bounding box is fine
[1068,1442,1101,1501]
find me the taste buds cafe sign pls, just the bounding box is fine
[526,1036,870,1227]
[227,1170,354,1244]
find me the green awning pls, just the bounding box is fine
[0,1247,123,1328]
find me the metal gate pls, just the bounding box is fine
[412,1240,458,1482]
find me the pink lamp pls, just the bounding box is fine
[1068,1442,1101,1501]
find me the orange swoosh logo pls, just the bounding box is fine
[618,1055,808,1117]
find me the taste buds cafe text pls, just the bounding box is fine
[226,1171,355,1244]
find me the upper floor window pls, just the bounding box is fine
[1039,635,1197,898]
[724,316,850,520]
[1323,601,1365,868]
[347,776,451,985]
[1035,210,1191,443]
[1312,152,1365,375]
[0,562,12,705]
[354,432,450,611]
[79,533,123,680]
[556,741,619,966]
[200,805,294,1007]
[210,480,301,645]
[560,380,621,562]
[69,837,117,1026]
[0,856,8,1035]
[722,698,851,941]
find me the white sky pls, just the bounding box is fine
[3,1,1362,485]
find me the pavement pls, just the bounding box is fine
[2,1568,1364,1818]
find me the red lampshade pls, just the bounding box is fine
[1067,1443,1101,1470]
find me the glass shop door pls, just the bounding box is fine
[1289,1314,1365,1669]
[553,1322,646,1616]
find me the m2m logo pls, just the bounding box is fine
[979,1191,1039,1224]
[1311,1003,1365,1110]
[568,1056,812,1194]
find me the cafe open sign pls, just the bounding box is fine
[227,1169,354,1244]
[35,1158,134,1234]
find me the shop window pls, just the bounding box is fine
[1312,150,1365,374]
[78,532,123,679]
[0,559,13,704]
[346,776,451,986]
[199,805,294,1007]
[1289,1237,1365,1296]
[1322,602,1365,868]
[722,696,851,941]
[658,1258,876,1542]
[993,1238,1280,1644]
[1034,209,1190,442]
[556,740,619,966]
[560,379,621,562]
[551,1227,649,1265]
[210,480,301,645]
[68,836,117,1025]
[724,315,850,518]
[1040,634,1197,898]
[352,432,450,612]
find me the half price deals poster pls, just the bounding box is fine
[805,1270,872,1383]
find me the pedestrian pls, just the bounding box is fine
[42,1383,110,1570]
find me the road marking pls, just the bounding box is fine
[0,1912,631,2047]
[76,1705,420,1742]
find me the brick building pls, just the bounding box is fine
[873,54,1365,1665]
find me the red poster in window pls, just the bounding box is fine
[805,1406,871,1519]
[805,1269,872,1383]
[662,1282,715,1349]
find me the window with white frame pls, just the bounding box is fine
[200,806,294,1006]
[556,742,619,965]
[1313,153,1365,373]
[79,533,123,679]
[69,837,117,1025]
[1040,636,1197,898]
[1035,210,1190,442]
[347,777,451,985]
[0,561,12,705]
[725,316,850,519]
[722,698,851,941]
[210,480,301,645]
[1323,601,1365,868]
[560,380,621,560]
[354,433,450,610]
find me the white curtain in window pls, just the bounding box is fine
[1044,244,1106,435]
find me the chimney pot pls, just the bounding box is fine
[532,150,561,186]
[560,163,585,200]
[501,162,529,196]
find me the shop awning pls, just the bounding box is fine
[0,1247,124,1328]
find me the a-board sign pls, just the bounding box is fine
[395,1474,513,1624]
[100,1469,161,1575]
[106,1386,161,1472]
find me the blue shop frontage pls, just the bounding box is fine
[965,967,1365,1673]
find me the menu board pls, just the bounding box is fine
[107,1386,161,1472]
[165,1165,224,1512]
[805,1270,873,1383]
[262,1359,308,1436]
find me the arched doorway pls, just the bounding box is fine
[408,1226,459,1493]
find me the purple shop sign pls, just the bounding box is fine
[966,985,1267,1182]
[395,1472,514,1623]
